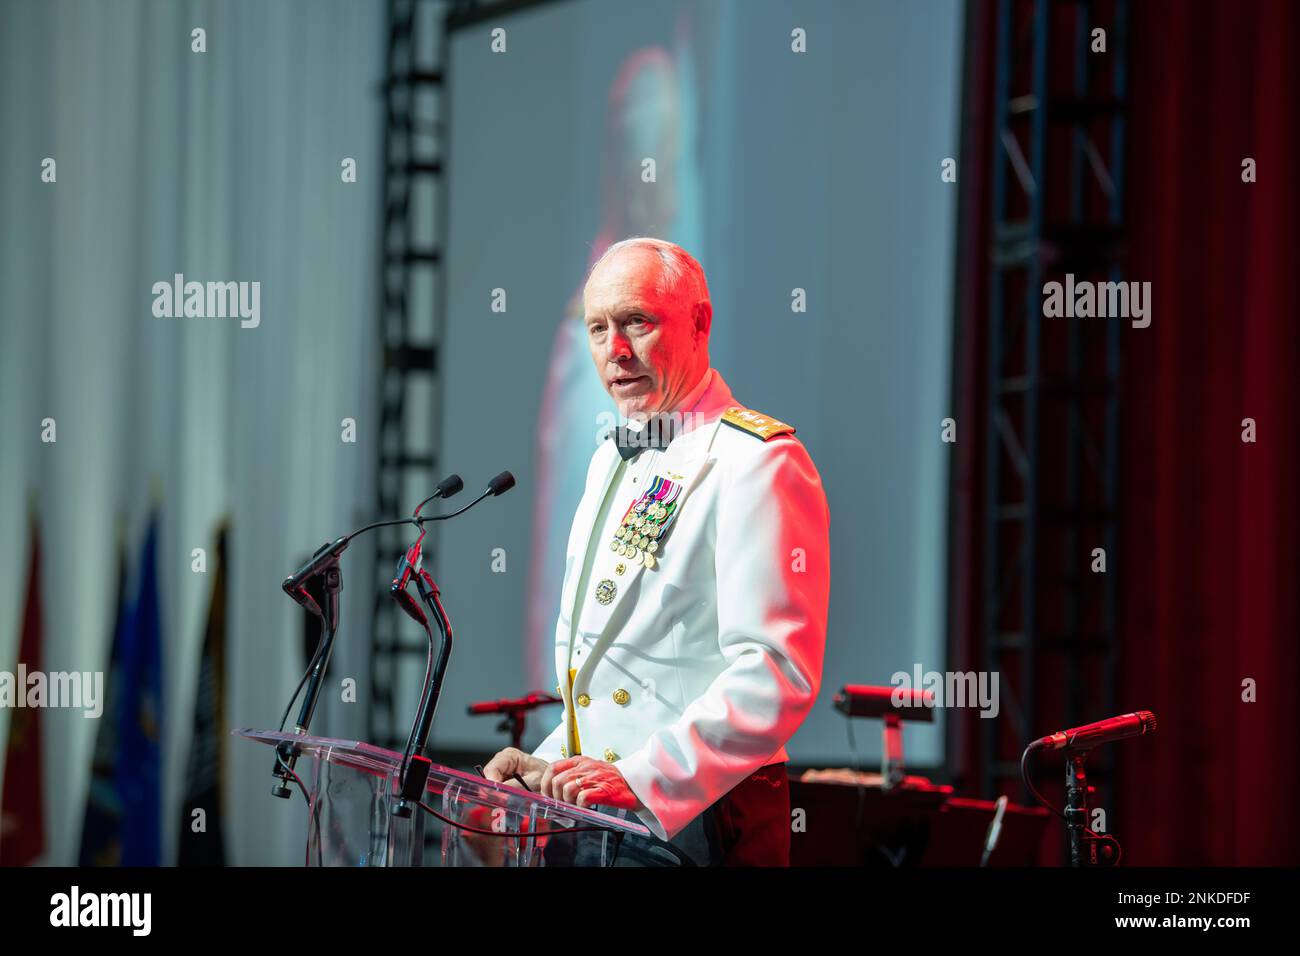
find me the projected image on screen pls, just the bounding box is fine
[435,0,962,768]
[527,41,704,689]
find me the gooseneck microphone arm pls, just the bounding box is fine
[281,515,430,608]
[410,483,494,524]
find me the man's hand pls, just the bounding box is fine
[483,747,549,791]
[541,756,643,811]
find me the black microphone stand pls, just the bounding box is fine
[501,711,526,751]
[391,567,454,816]
[496,703,538,750]
[385,473,515,816]
[271,514,423,800]
[1064,752,1122,867]
[272,557,343,798]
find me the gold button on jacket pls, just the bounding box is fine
[612,688,631,706]
[603,748,618,762]
[576,693,591,707]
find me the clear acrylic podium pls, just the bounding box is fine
[234,729,652,866]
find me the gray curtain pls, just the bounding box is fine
[0,0,384,864]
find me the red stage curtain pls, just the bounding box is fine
[1118,0,1300,866]
[949,0,1299,865]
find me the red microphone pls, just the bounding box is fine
[1036,710,1157,752]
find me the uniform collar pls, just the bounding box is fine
[672,367,715,418]
[615,368,733,448]
[684,368,735,428]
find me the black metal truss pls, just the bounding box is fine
[368,0,452,752]
[982,0,1128,809]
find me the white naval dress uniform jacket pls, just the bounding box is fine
[532,369,830,841]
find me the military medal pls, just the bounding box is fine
[605,473,683,572]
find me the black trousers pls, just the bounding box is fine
[544,763,791,867]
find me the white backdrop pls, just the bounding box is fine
[0,0,384,865]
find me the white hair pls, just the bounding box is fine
[589,237,711,315]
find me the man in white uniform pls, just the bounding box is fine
[485,238,830,865]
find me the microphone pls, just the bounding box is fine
[411,474,464,518]
[410,470,517,527]
[391,472,510,627]
[391,474,463,625]
[282,473,470,614]
[1034,710,1157,753]
[487,471,516,496]
[281,511,428,618]
[467,692,561,716]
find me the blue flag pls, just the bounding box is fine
[117,512,164,865]
[78,535,128,866]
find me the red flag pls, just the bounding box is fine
[0,517,46,865]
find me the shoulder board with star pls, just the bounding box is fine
[721,406,796,441]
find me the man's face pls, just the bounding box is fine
[583,248,710,419]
